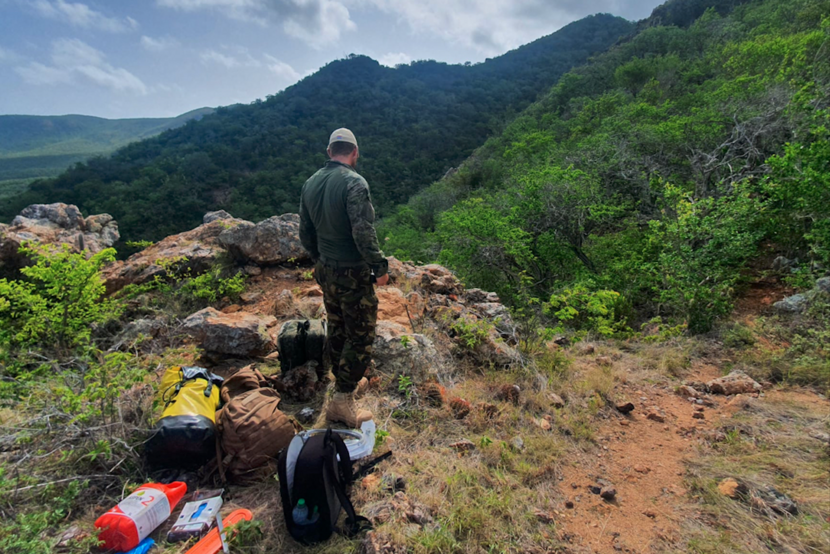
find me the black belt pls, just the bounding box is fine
[318,256,367,268]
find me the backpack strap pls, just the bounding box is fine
[327,429,354,484]
[323,434,371,537]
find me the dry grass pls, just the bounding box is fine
[681,392,830,554]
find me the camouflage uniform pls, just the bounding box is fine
[299,160,387,393]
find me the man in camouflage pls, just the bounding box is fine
[299,128,388,427]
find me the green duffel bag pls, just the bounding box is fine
[277,319,326,373]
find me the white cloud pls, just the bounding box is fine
[358,0,649,54]
[200,47,262,68]
[0,46,23,64]
[264,54,301,80]
[157,0,356,48]
[140,35,179,52]
[378,52,411,67]
[30,0,139,33]
[15,38,148,95]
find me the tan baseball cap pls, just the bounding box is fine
[328,128,358,148]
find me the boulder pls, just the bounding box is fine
[816,277,830,294]
[372,321,443,379]
[182,307,275,356]
[0,203,119,270]
[218,213,308,265]
[707,370,762,395]
[773,293,808,313]
[203,210,234,224]
[101,217,245,294]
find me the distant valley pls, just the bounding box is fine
[0,108,213,200]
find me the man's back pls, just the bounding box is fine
[300,160,365,263]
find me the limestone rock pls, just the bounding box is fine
[182,307,274,356]
[203,210,234,224]
[218,213,308,265]
[372,321,443,379]
[707,370,762,395]
[773,293,808,313]
[1,203,119,271]
[102,217,245,294]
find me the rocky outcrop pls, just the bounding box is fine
[101,217,245,294]
[182,307,275,356]
[0,203,119,270]
[218,214,309,265]
[373,321,444,379]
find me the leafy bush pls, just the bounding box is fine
[0,244,122,350]
[645,182,764,333]
[544,285,631,337]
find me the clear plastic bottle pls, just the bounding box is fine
[292,499,319,526]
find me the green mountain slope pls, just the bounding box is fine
[0,14,634,241]
[0,108,213,199]
[382,0,830,333]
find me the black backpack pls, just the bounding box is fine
[277,319,326,374]
[277,429,370,544]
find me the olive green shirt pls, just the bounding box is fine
[299,160,388,277]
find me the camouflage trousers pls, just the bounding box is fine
[315,260,378,393]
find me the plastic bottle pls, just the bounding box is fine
[292,499,320,526]
[95,481,187,552]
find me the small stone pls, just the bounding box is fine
[646,408,666,423]
[588,485,602,495]
[718,478,747,499]
[549,393,566,409]
[615,402,635,415]
[600,486,617,501]
[694,405,705,412]
[634,464,650,474]
[643,510,657,519]
[296,407,315,424]
[306,287,324,297]
[362,474,381,490]
[565,500,574,509]
[707,370,762,395]
[534,418,552,431]
[240,291,263,303]
[619,420,630,427]
[692,412,705,420]
[450,439,476,452]
[511,436,525,451]
[676,385,701,399]
[244,265,262,276]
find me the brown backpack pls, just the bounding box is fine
[220,364,267,403]
[217,369,298,482]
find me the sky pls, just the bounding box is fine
[0,0,663,119]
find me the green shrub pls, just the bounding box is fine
[544,285,630,337]
[0,244,121,350]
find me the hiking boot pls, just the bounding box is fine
[326,392,373,428]
[354,377,369,398]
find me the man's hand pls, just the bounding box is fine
[375,273,389,286]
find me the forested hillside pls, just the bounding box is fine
[0,109,213,199]
[0,14,633,241]
[382,0,830,336]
